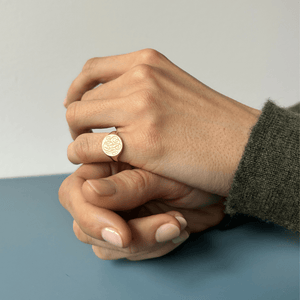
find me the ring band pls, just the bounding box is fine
[102,131,123,162]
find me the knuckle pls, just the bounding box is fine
[140,48,162,65]
[67,142,80,164]
[81,90,92,101]
[132,89,156,116]
[92,246,118,260]
[58,176,70,209]
[131,64,155,81]
[58,182,66,207]
[82,57,98,76]
[65,101,78,126]
[128,244,138,255]
[73,134,91,162]
[128,169,148,193]
[73,220,82,241]
[94,249,110,260]
[78,211,96,234]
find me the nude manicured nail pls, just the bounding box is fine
[172,230,189,244]
[63,97,67,106]
[155,224,180,243]
[101,227,123,248]
[175,216,187,231]
[87,179,116,196]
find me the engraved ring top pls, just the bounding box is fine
[102,134,123,157]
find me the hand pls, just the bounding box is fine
[58,162,226,261]
[65,48,262,197]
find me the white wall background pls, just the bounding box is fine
[0,0,298,179]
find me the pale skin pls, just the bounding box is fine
[59,162,227,261]
[59,48,262,260]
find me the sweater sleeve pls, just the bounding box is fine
[217,99,300,234]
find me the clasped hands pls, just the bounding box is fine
[58,48,261,261]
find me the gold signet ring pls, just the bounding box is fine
[102,131,123,162]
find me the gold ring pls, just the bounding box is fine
[101,131,123,162]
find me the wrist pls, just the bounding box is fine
[222,101,262,197]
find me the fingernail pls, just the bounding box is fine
[172,230,189,244]
[101,227,123,248]
[87,179,116,196]
[155,224,180,243]
[63,97,67,107]
[175,216,187,231]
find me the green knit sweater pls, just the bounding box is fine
[218,99,300,235]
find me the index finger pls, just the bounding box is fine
[64,48,163,108]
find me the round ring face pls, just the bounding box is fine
[102,134,123,157]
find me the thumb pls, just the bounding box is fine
[81,168,191,211]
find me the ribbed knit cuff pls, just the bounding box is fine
[219,99,299,234]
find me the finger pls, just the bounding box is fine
[67,131,137,165]
[64,48,163,108]
[74,163,223,212]
[140,197,226,234]
[73,211,189,260]
[67,132,113,164]
[65,97,136,140]
[79,67,138,103]
[73,211,186,251]
[125,232,189,261]
[58,172,132,248]
[80,164,194,212]
[93,232,188,261]
[78,163,222,211]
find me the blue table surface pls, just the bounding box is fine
[0,174,299,300]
